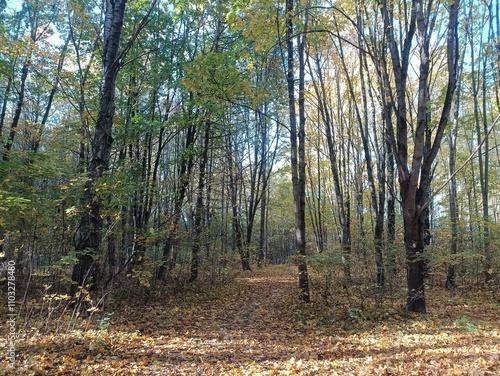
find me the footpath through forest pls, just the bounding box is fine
[2,265,499,375]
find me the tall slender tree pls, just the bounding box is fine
[376,0,460,312]
[285,0,310,302]
[72,0,128,292]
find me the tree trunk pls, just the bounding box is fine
[310,53,351,285]
[377,0,459,312]
[386,141,396,275]
[2,58,29,161]
[257,186,268,267]
[446,119,459,290]
[469,20,492,281]
[0,77,11,149]
[402,208,427,312]
[157,123,195,280]
[227,133,250,271]
[335,12,388,286]
[189,121,210,282]
[446,54,463,290]
[32,33,71,153]
[72,0,127,293]
[286,0,309,302]
[306,146,325,254]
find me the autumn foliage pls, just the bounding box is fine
[1,0,500,373]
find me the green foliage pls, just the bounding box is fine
[344,307,365,330]
[183,51,251,106]
[56,251,80,268]
[453,316,478,333]
[0,190,30,210]
[98,312,114,331]
[307,252,345,268]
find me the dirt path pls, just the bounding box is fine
[148,265,302,342]
[122,265,306,375]
[210,266,298,334]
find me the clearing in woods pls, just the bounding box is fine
[1,265,499,375]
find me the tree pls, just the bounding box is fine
[285,0,310,302]
[0,0,66,162]
[466,0,493,281]
[189,120,210,282]
[308,51,352,285]
[445,80,460,290]
[71,0,128,292]
[376,0,460,312]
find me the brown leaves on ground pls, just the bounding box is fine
[1,265,499,375]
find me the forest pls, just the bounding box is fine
[0,0,499,374]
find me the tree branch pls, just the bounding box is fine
[419,113,500,216]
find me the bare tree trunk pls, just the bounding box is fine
[189,121,210,282]
[257,186,268,267]
[377,0,460,312]
[72,0,127,293]
[286,0,309,302]
[446,51,464,290]
[386,130,396,276]
[2,58,29,161]
[306,145,325,254]
[464,2,491,282]
[310,53,351,284]
[256,106,275,267]
[446,104,459,290]
[227,132,250,271]
[336,10,388,286]
[157,123,195,280]
[32,33,71,153]
[0,77,11,148]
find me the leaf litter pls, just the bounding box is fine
[1,265,499,375]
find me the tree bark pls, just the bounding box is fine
[157,123,196,280]
[72,0,127,293]
[468,8,492,281]
[2,58,29,161]
[286,0,309,302]
[189,121,210,282]
[377,0,459,312]
[310,53,351,285]
[446,102,459,290]
[227,133,250,271]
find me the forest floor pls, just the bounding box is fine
[1,265,499,375]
